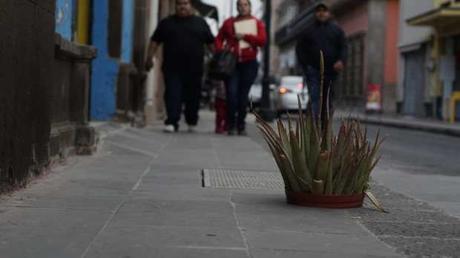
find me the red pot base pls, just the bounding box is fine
[286,192,365,208]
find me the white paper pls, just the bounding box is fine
[234,19,257,49]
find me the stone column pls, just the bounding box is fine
[366,0,386,110]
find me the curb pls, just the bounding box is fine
[90,121,130,141]
[337,114,460,138]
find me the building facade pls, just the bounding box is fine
[325,0,400,112]
[0,0,165,191]
[397,0,434,118]
[54,0,151,123]
[405,0,460,121]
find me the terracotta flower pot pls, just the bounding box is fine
[285,191,365,209]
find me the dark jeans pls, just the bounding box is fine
[163,71,202,128]
[225,60,259,131]
[304,66,336,121]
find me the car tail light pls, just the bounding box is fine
[279,87,291,94]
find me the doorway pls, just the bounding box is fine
[402,47,426,117]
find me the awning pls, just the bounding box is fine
[407,7,460,27]
[274,0,366,46]
[275,6,316,46]
[191,0,219,22]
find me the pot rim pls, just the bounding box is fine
[285,191,365,208]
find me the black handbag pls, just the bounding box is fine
[208,50,237,80]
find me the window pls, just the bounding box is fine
[338,34,365,99]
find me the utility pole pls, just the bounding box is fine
[259,0,275,122]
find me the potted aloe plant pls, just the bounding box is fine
[256,52,385,211]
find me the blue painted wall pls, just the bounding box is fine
[90,0,119,120]
[90,0,136,120]
[121,0,135,63]
[55,0,73,40]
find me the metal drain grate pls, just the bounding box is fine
[202,168,284,191]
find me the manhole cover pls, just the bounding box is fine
[202,168,284,191]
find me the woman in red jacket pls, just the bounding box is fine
[215,0,266,136]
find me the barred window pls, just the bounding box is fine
[338,33,365,99]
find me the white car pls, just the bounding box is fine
[248,83,262,107]
[275,76,309,114]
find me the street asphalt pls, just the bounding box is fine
[0,111,459,257]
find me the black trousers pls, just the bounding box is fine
[304,66,336,121]
[163,71,202,128]
[225,60,259,131]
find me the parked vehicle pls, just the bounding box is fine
[248,77,278,111]
[275,76,309,115]
[248,82,262,108]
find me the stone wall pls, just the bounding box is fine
[0,0,97,192]
[53,35,97,156]
[0,0,56,190]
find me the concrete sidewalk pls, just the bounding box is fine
[335,110,460,137]
[0,111,432,258]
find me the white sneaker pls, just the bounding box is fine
[187,125,196,133]
[163,125,175,133]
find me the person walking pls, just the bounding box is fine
[145,0,215,133]
[296,2,346,122]
[215,0,266,136]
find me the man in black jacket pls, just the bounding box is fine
[296,2,346,121]
[145,0,214,133]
